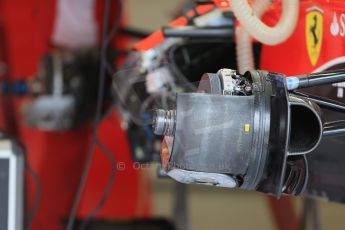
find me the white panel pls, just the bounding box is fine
[51,0,97,49]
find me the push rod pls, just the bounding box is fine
[323,120,345,137]
[286,69,345,90]
[293,92,345,113]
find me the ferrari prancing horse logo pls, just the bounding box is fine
[306,7,323,66]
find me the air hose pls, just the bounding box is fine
[230,0,299,46]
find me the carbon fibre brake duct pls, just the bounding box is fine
[152,68,345,199]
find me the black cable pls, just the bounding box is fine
[105,0,123,46]
[79,105,117,230]
[66,0,122,229]
[25,160,41,230]
[79,139,116,230]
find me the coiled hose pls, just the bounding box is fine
[230,0,299,46]
[236,0,272,73]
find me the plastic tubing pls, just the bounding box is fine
[230,0,299,46]
[236,0,272,73]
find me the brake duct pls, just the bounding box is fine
[152,68,345,197]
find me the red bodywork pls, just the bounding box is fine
[0,0,151,229]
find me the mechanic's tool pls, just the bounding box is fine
[153,68,345,199]
[22,50,107,131]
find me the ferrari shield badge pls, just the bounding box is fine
[306,6,323,66]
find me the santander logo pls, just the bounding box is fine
[330,13,340,36]
[330,12,345,37]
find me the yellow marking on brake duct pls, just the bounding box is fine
[244,124,250,133]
